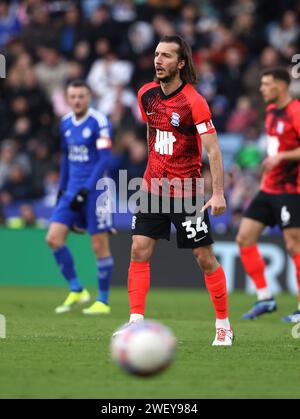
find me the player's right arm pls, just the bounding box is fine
[57,122,69,204]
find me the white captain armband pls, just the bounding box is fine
[96,138,112,150]
[196,120,215,135]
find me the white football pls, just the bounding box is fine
[111,320,176,376]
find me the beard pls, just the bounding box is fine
[155,68,179,83]
[74,107,89,118]
[264,96,277,104]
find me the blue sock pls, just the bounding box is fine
[53,246,83,292]
[96,256,114,305]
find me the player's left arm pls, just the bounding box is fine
[70,120,113,211]
[262,147,300,172]
[192,93,226,216]
[201,132,226,216]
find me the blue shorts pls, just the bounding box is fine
[50,190,114,235]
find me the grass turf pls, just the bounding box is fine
[0,286,300,399]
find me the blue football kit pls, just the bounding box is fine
[51,108,114,235]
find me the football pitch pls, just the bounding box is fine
[0,286,299,399]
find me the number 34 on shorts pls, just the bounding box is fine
[181,216,208,240]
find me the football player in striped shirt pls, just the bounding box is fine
[115,36,233,346]
[237,68,300,322]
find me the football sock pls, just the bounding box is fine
[240,245,271,299]
[292,253,300,306]
[204,265,229,321]
[257,287,273,301]
[96,256,114,305]
[216,318,231,329]
[128,260,150,315]
[130,313,144,322]
[53,246,83,292]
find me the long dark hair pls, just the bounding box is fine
[157,35,198,85]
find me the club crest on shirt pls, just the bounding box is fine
[65,129,71,137]
[171,112,180,127]
[82,127,92,138]
[276,121,284,134]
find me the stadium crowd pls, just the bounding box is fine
[0,0,300,231]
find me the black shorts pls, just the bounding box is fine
[244,190,300,229]
[131,194,214,249]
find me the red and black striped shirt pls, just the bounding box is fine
[262,99,300,194]
[138,81,215,196]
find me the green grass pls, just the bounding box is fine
[0,286,300,399]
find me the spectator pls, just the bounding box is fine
[268,10,300,54]
[43,168,59,207]
[20,2,58,53]
[59,5,86,57]
[0,140,30,188]
[34,45,69,101]
[0,163,36,205]
[242,46,280,98]
[127,21,154,56]
[0,0,21,48]
[87,44,133,115]
[218,47,245,107]
[6,203,47,228]
[29,142,52,197]
[152,14,175,39]
[226,96,258,133]
[111,130,147,182]
[196,61,219,103]
[232,13,266,58]
[111,0,137,23]
[235,126,263,170]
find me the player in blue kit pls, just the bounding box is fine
[46,80,114,315]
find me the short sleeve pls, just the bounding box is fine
[138,87,148,122]
[192,94,216,135]
[93,113,113,150]
[59,121,67,151]
[290,102,300,138]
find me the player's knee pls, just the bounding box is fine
[285,237,299,257]
[236,231,250,247]
[193,248,218,273]
[131,237,151,262]
[91,236,110,258]
[45,232,64,250]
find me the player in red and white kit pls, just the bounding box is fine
[237,68,300,322]
[114,35,233,346]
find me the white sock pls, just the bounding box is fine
[130,313,144,323]
[257,287,272,301]
[216,318,231,330]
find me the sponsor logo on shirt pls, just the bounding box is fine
[277,121,285,134]
[68,145,89,162]
[155,129,176,155]
[266,135,280,157]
